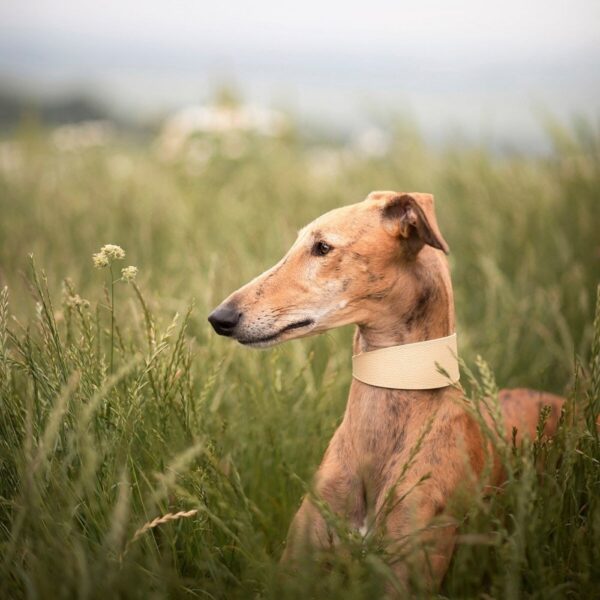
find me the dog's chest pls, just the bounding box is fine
[343,384,456,494]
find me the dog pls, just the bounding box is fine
[208,191,564,592]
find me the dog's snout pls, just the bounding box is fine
[208,304,242,336]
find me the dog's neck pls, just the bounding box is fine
[354,249,455,353]
[345,250,456,445]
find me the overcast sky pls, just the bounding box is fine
[2,1,599,56]
[1,1,599,148]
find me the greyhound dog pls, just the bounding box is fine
[208,191,563,591]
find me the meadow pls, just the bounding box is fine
[0,115,599,598]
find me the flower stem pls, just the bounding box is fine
[110,264,115,374]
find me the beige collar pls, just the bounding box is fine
[352,333,459,390]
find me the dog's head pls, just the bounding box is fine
[208,191,450,348]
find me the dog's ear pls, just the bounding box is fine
[382,193,449,255]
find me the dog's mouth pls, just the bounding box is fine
[238,319,314,346]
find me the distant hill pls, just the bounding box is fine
[0,90,112,130]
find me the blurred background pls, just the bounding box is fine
[1,0,599,151]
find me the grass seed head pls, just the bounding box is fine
[65,294,90,309]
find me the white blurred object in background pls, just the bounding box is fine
[51,120,114,152]
[156,104,288,161]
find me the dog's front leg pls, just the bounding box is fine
[281,433,363,564]
[280,495,333,563]
[377,486,458,595]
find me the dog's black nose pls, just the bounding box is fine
[208,304,242,336]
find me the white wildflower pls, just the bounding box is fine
[92,244,125,268]
[121,266,138,282]
[101,245,126,261]
[93,252,109,268]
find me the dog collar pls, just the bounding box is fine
[352,333,459,390]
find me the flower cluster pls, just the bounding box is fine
[121,265,138,282]
[92,253,109,268]
[92,244,126,269]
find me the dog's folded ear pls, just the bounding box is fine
[382,193,449,255]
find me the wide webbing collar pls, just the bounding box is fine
[352,333,459,390]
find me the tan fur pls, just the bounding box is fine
[208,191,565,593]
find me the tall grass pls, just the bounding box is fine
[0,120,599,598]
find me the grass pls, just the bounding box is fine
[0,117,599,598]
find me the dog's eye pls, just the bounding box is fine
[312,241,333,256]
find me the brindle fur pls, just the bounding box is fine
[208,191,565,594]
